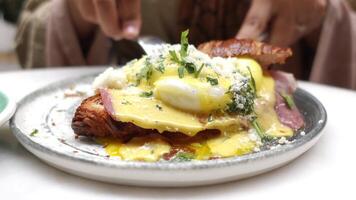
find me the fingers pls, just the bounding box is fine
[236,0,273,40]
[75,0,97,24]
[72,0,141,40]
[117,0,141,39]
[93,0,122,40]
[269,18,294,46]
[269,2,299,46]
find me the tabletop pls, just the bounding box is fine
[0,67,355,200]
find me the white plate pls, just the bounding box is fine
[0,90,16,127]
[10,75,327,187]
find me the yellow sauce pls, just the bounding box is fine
[99,73,293,162]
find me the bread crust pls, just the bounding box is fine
[198,39,292,66]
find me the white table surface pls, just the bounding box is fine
[0,67,355,200]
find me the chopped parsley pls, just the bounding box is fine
[180,30,189,58]
[156,104,163,111]
[226,78,256,115]
[156,62,165,73]
[178,66,185,78]
[172,152,195,162]
[140,91,153,97]
[281,93,295,109]
[30,129,38,137]
[155,55,165,73]
[206,76,218,86]
[252,119,274,142]
[169,50,180,63]
[194,64,205,78]
[136,58,153,84]
[121,100,131,105]
[247,66,256,95]
[184,62,196,74]
[168,30,202,79]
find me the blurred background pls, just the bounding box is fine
[0,0,24,71]
[0,0,356,72]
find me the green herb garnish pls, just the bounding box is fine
[195,64,205,78]
[172,152,195,162]
[140,91,153,97]
[156,104,163,111]
[136,58,153,84]
[169,50,180,63]
[226,79,256,115]
[247,66,256,95]
[180,29,189,58]
[252,119,274,142]
[30,129,38,137]
[156,62,165,73]
[178,66,185,78]
[121,100,131,105]
[281,93,295,109]
[184,62,196,74]
[206,76,218,86]
[170,30,201,78]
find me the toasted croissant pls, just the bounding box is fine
[198,39,292,66]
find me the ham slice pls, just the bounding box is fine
[270,70,304,130]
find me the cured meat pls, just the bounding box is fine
[270,70,304,130]
[198,39,292,66]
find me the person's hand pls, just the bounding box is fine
[70,0,141,40]
[236,0,327,46]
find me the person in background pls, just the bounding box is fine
[15,0,356,90]
[0,0,24,23]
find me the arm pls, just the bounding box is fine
[236,0,356,90]
[310,0,356,89]
[46,0,141,67]
[15,0,50,68]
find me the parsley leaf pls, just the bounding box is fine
[136,58,153,84]
[226,79,255,115]
[155,104,163,111]
[184,62,196,74]
[170,30,201,79]
[172,152,194,162]
[194,64,205,78]
[169,50,180,63]
[178,66,185,78]
[121,100,131,105]
[180,29,189,58]
[171,30,196,78]
[206,76,218,86]
[140,91,153,97]
[30,129,38,137]
[281,93,295,109]
[247,66,256,95]
[252,119,274,142]
[156,62,165,74]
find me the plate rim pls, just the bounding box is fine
[0,90,16,127]
[10,74,327,170]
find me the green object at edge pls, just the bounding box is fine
[0,91,8,113]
